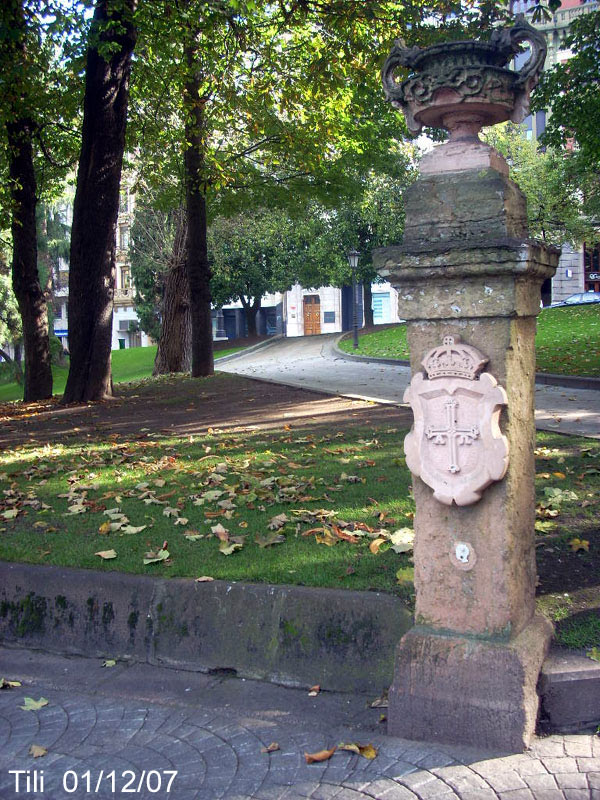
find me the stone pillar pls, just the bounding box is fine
[215,308,227,340]
[374,136,559,750]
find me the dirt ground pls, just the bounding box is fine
[0,371,411,448]
[1,370,598,640]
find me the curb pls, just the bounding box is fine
[332,334,600,391]
[0,561,411,695]
[215,335,284,365]
[540,649,600,733]
[0,562,597,733]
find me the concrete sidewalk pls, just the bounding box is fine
[1,645,599,800]
[217,335,600,440]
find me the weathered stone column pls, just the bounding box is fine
[375,18,560,751]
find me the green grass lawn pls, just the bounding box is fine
[338,305,600,377]
[1,387,599,648]
[0,421,417,602]
[0,344,244,404]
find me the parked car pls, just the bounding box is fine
[549,292,600,308]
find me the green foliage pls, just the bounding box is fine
[301,160,417,288]
[532,9,600,225]
[0,248,20,347]
[208,160,416,309]
[130,199,183,341]
[48,334,66,365]
[209,208,302,307]
[0,1,85,224]
[130,0,504,222]
[533,9,600,170]
[482,122,594,246]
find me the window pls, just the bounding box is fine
[119,191,129,214]
[119,226,130,251]
[535,110,546,138]
[372,293,391,324]
[120,267,132,291]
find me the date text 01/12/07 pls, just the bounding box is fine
[8,769,178,794]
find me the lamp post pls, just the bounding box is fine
[347,249,360,349]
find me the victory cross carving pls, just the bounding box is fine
[426,398,479,474]
[404,336,509,506]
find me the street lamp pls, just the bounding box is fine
[347,249,360,349]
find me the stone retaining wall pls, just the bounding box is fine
[0,562,412,694]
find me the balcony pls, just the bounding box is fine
[115,287,133,303]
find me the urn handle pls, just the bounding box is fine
[381,39,422,104]
[493,14,547,87]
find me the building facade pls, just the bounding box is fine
[216,280,403,339]
[51,180,152,353]
[513,0,599,303]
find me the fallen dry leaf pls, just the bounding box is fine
[569,538,589,553]
[268,513,289,530]
[338,742,378,760]
[20,697,49,711]
[0,678,22,689]
[95,549,117,560]
[219,540,243,555]
[211,523,230,541]
[29,745,47,758]
[369,537,387,555]
[304,746,336,764]
[261,742,280,754]
[121,525,147,535]
[255,531,286,548]
[587,647,600,662]
[389,528,414,553]
[143,548,170,565]
[315,529,338,547]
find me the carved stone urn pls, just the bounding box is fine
[381,15,546,141]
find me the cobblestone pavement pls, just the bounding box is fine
[217,335,600,440]
[1,647,599,799]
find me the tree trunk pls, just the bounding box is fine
[153,210,191,375]
[184,36,214,378]
[241,295,261,338]
[7,119,53,402]
[4,0,53,403]
[363,280,373,328]
[62,0,137,404]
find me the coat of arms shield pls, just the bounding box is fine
[404,335,509,506]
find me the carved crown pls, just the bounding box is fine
[422,335,488,380]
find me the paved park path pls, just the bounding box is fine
[1,646,599,800]
[217,335,600,440]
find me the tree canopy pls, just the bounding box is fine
[0,0,591,399]
[483,122,596,246]
[533,9,600,170]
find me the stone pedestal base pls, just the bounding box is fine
[388,614,553,752]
